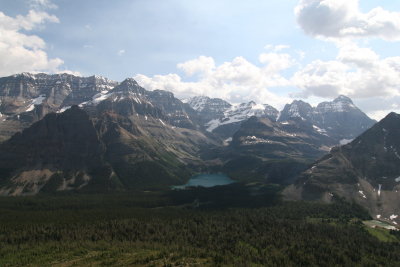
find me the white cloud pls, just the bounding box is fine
[259,52,296,73]
[29,0,58,10]
[295,0,400,40]
[356,96,400,120]
[135,52,294,108]
[117,49,125,56]
[292,42,400,99]
[0,9,76,77]
[0,10,59,31]
[177,56,215,77]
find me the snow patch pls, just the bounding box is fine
[187,96,208,111]
[395,177,400,182]
[205,101,277,132]
[390,214,398,220]
[313,125,328,135]
[358,190,367,199]
[378,184,382,197]
[251,103,265,110]
[206,119,223,132]
[339,139,353,145]
[26,95,46,112]
[92,92,112,104]
[376,214,381,219]
[225,137,232,143]
[57,106,71,113]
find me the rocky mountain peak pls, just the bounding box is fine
[279,100,313,122]
[334,95,353,104]
[277,96,375,142]
[187,96,231,112]
[316,95,356,113]
[381,112,400,124]
[113,78,144,95]
[186,96,209,111]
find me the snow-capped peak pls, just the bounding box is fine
[187,96,211,112]
[316,96,356,113]
[205,101,278,132]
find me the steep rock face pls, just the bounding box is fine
[0,73,118,141]
[284,112,400,225]
[0,73,117,113]
[147,90,199,129]
[278,96,375,143]
[186,96,232,123]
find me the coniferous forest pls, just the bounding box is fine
[1,184,399,266]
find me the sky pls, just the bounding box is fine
[1,0,400,119]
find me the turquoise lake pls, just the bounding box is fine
[172,173,235,189]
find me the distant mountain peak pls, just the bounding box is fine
[278,95,375,142]
[334,95,353,103]
[111,78,145,95]
[279,100,313,122]
[187,96,230,112]
[291,99,311,105]
[316,96,356,113]
[119,78,139,87]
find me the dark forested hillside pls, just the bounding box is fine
[0,192,399,266]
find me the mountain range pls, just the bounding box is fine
[0,73,385,208]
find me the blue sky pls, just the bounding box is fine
[1,0,400,118]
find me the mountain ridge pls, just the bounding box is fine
[284,112,400,225]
